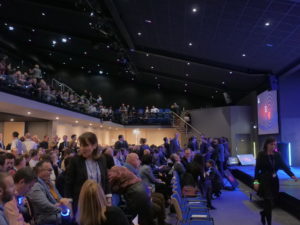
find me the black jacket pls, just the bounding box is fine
[254,151,294,199]
[114,140,128,150]
[64,155,110,209]
[58,141,69,152]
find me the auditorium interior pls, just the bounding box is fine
[0,0,300,225]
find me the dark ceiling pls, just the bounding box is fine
[1,0,300,105]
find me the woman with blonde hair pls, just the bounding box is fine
[77,179,129,225]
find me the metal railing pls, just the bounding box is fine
[172,111,202,137]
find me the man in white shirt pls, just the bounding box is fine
[11,132,23,155]
[23,133,37,153]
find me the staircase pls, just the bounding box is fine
[171,112,202,147]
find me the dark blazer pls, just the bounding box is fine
[188,141,199,151]
[114,140,129,150]
[64,155,110,209]
[170,138,181,154]
[58,141,69,152]
[254,151,294,199]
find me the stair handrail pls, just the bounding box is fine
[172,112,202,136]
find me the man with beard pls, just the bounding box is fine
[0,172,15,225]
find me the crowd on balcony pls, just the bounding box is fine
[0,55,180,125]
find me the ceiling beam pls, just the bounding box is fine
[135,47,271,75]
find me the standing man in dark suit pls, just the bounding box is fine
[170,133,181,154]
[58,135,69,153]
[188,136,199,152]
[163,137,170,158]
[114,135,129,150]
[0,133,5,150]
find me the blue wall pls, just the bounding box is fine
[279,71,300,166]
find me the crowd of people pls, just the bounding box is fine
[0,130,232,225]
[0,55,179,125]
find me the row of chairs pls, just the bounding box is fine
[171,172,214,225]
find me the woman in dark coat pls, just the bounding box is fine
[64,132,110,214]
[254,137,298,225]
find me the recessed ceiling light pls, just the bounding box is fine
[242,53,246,57]
[4,23,7,26]
[150,66,154,69]
[69,57,72,60]
[27,112,31,115]
[131,77,135,80]
[32,29,35,32]
[75,120,79,123]
[188,42,193,46]
[61,38,67,43]
[99,70,103,74]
[184,89,187,92]
[185,83,188,86]
[109,127,112,129]
[216,90,218,93]
[10,118,14,122]
[185,73,189,77]
[222,81,225,84]
[41,12,46,16]
[84,51,87,55]
[100,125,103,128]
[212,96,214,99]
[81,66,84,69]
[52,40,57,45]
[28,39,32,42]
[49,52,52,56]
[62,62,66,65]
[155,76,157,79]
[137,32,142,36]
[8,26,14,31]
[55,117,59,120]
[192,8,198,13]
[229,71,232,74]
[106,45,110,48]
[187,62,190,66]
[90,12,94,17]
[266,43,273,47]
[146,53,149,57]
[265,22,270,26]
[89,22,92,26]
[89,123,93,126]
[145,19,152,23]
[97,64,100,67]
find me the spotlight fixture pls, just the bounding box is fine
[229,71,232,74]
[8,26,14,31]
[28,39,32,42]
[185,83,188,86]
[75,120,79,123]
[242,53,246,57]
[61,38,67,43]
[185,73,189,77]
[62,62,66,65]
[84,51,87,55]
[265,22,270,26]
[27,112,31,115]
[49,52,52,56]
[188,42,193,46]
[89,123,93,126]
[266,43,273,47]
[52,40,57,45]
[10,118,14,122]
[55,117,59,120]
[32,28,35,32]
[187,62,190,66]
[150,66,154,69]
[90,12,94,17]
[146,53,149,56]
[145,19,152,23]
[222,81,225,84]
[69,57,72,60]
[41,12,46,16]
[131,77,135,80]
[137,32,142,36]
[184,89,187,93]
[99,70,103,74]
[192,8,198,13]
[155,76,157,79]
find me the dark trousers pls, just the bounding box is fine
[262,199,273,225]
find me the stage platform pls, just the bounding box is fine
[230,166,300,220]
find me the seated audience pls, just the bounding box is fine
[27,160,71,225]
[77,179,129,225]
[0,172,14,225]
[28,150,39,168]
[4,167,36,225]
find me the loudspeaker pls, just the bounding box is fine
[269,75,278,90]
[277,142,289,166]
[223,92,232,104]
